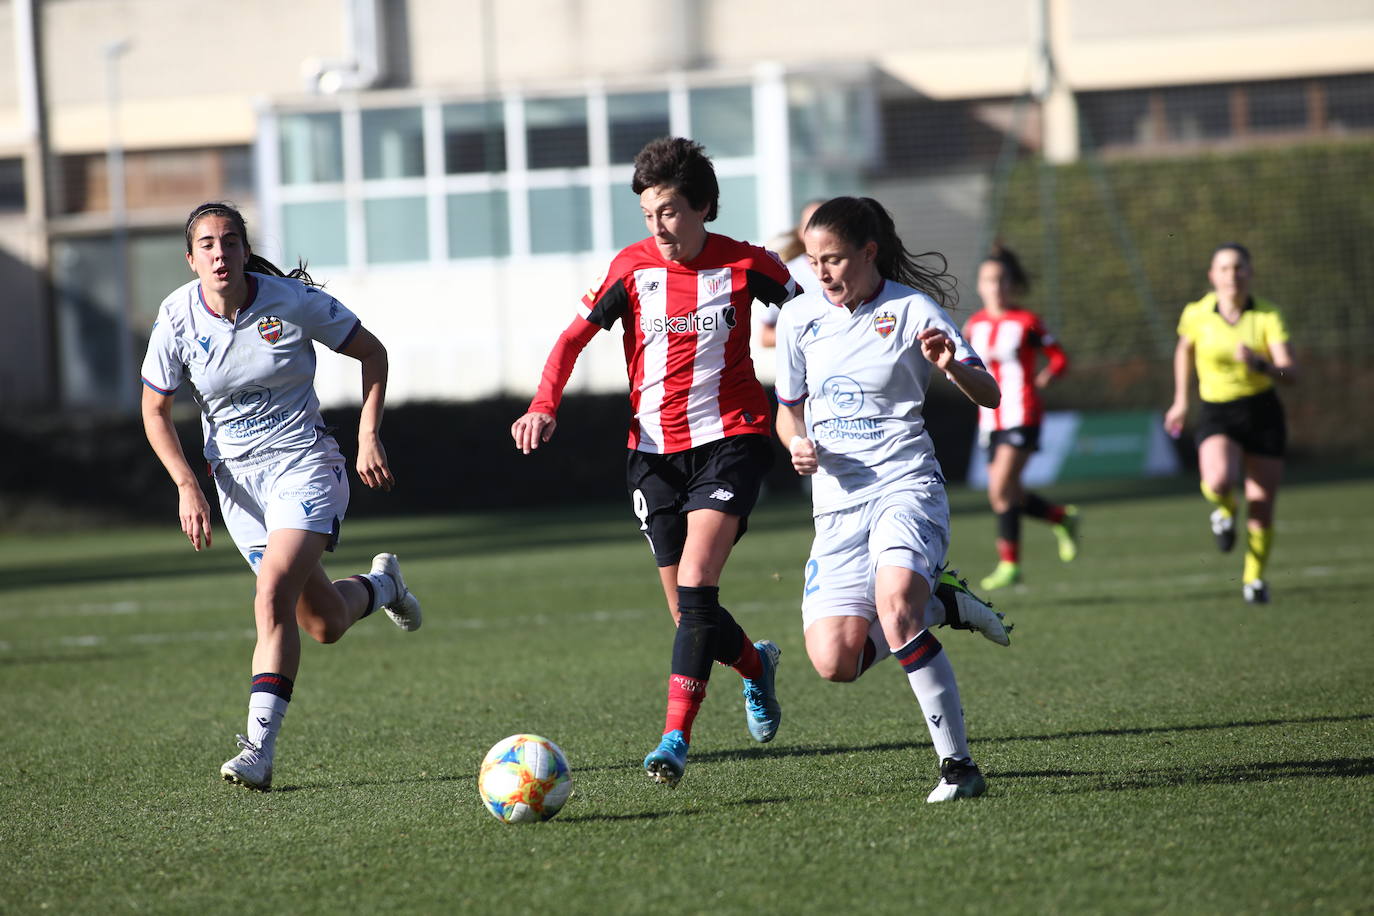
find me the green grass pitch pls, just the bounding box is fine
[2,473,1371,913]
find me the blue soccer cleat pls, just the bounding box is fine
[742,639,782,743]
[643,729,689,787]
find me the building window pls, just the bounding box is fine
[1327,73,1374,130]
[0,158,25,212]
[282,200,347,266]
[365,196,428,263]
[529,185,592,254]
[280,113,344,185]
[362,107,425,180]
[525,97,589,169]
[691,86,754,157]
[608,92,670,163]
[448,190,509,258]
[444,102,506,174]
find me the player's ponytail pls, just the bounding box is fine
[985,243,1031,296]
[808,196,958,309]
[184,201,321,288]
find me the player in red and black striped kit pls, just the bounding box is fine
[963,245,1078,591]
[511,137,802,787]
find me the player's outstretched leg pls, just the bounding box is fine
[370,553,422,630]
[936,569,1011,646]
[643,729,690,787]
[926,757,988,803]
[741,640,782,742]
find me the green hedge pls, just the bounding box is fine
[992,140,1374,453]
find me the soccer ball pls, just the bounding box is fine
[477,733,573,823]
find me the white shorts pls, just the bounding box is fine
[800,480,950,631]
[211,438,349,572]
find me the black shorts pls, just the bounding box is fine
[984,425,1041,462]
[625,434,774,568]
[1196,388,1286,457]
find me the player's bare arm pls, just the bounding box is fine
[141,385,213,551]
[919,328,1000,408]
[775,402,818,476]
[340,326,394,491]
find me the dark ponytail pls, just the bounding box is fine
[985,242,1030,296]
[184,201,321,287]
[807,196,958,309]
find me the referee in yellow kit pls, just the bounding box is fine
[1165,243,1299,604]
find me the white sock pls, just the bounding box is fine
[364,571,399,609]
[904,649,970,763]
[247,692,290,756]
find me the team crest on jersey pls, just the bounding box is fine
[257,316,284,344]
[873,312,896,338]
[705,273,731,297]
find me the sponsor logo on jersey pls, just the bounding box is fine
[230,385,271,416]
[248,550,264,568]
[874,312,896,338]
[820,375,865,418]
[257,316,283,344]
[639,306,737,336]
[328,302,339,319]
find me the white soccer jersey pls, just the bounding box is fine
[775,280,984,514]
[141,273,361,461]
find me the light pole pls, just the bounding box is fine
[105,38,134,411]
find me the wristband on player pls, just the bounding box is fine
[1249,356,1270,375]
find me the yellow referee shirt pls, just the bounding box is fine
[1177,293,1289,403]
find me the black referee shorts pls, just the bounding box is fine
[1196,388,1286,458]
[626,434,774,568]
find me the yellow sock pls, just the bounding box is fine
[1243,526,1274,583]
[1200,482,1236,517]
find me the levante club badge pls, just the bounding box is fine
[873,312,896,338]
[257,316,283,344]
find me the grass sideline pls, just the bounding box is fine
[2,475,1372,913]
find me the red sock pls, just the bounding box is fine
[728,637,762,680]
[996,538,1020,563]
[1045,506,1065,524]
[664,674,707,742]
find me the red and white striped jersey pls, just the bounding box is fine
[529,234,801,454]
[963,307,1068,432]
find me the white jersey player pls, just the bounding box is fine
[140,201,422,792]
[774,196,1005,803]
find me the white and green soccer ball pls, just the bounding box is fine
[477,733,573,824]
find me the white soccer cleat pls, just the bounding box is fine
[372,552,422,631]
[937,569,1011,647]
[1242,579,1269,604]
[926,757,987,803]
[220,735,272,791]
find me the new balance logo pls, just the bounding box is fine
[709,488,735,502]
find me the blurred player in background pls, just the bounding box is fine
[511,138,800,787]
[775,196,1005,803]
[141,202,421,791]
[1165,243,1298,604]
[758,199,825,347]
[963,245,1076,591]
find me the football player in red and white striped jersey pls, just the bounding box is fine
[962,245,1076,591]
[511,138,802,787]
